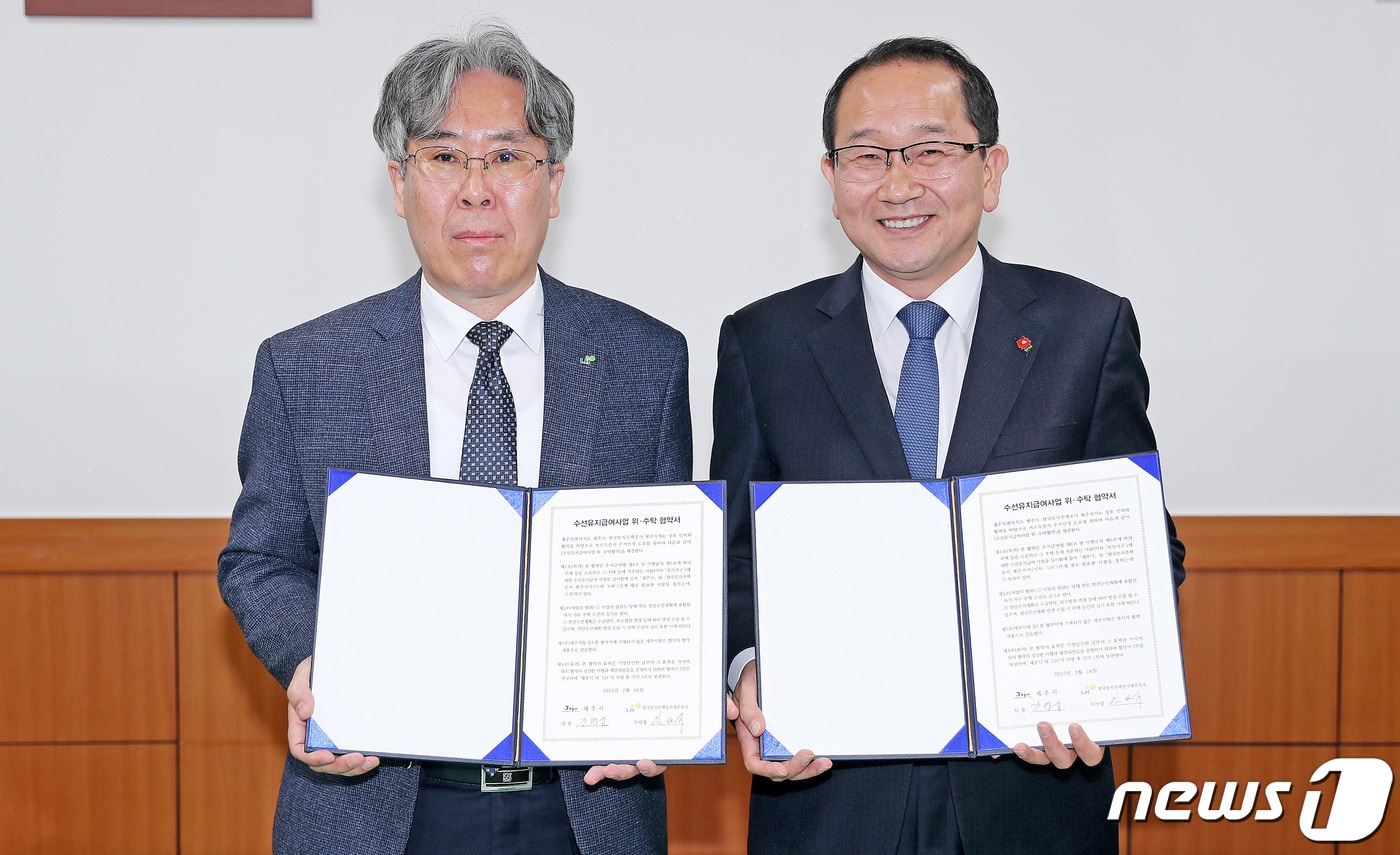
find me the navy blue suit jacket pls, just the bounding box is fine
[711,249,1185,855]
[219,270,691,855]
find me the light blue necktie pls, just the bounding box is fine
[459,321,518,485]
[895,301,949,480]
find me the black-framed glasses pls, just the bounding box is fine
[405,146,548,186]
[827,140,989,183]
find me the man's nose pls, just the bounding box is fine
[878,155,926,202]
[456,157,494,207]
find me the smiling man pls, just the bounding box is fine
[219,22,688,855]
[711,38,1185,854]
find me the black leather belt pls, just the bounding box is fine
[420,761,558,791]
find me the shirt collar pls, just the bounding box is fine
[862,249,983,342]
[420,269,545,361]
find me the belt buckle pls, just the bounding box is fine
[481,765,533,793]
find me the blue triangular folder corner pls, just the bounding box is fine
[1159,705,1191,739]
[975,722,1011,753]
[752,482,782,512]
[919,480,952,508]
[497,488,527,517]
[326,469,356,496]
[957,474,986,503]
[305,717,338,751]
[761,731,793,760]
[1129,452,1162,482]
[530,490,557,515]
[517,732,550,762]
[697,482,725,510]
[484,733,516,763]
[938,725,970,755]
[693,729,726,761]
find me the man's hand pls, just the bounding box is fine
[287,656,380,776]
[583,759,668,786]
[727,661,832,782]
[1013,722,1104,769]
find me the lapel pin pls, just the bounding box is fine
[579,354,597,365]
[1016,336,1033,354]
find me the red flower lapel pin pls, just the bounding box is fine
[1016,336,1033,354]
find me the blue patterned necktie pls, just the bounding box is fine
[895,301,949,480]
[459,321,518,485]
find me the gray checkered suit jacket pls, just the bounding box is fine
[219,270,690,855]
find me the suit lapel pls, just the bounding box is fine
[807,260,911,480]
[944,249,1043,477]
[362,274,431,477]
[538,272,602,488]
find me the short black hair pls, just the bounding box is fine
[822,37,999,153]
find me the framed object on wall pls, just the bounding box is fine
[26,0,310,16]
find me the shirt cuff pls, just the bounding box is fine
[727,647,756,693]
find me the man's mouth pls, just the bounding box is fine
[879,216,930,230]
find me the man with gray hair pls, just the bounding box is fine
[219,21,686,854]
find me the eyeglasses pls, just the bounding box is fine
[404,146,548,186]
[827,140,990,183]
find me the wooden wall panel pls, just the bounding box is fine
[0,519,228,573]
[177,574,285,744]
[1125,745,1340,855]
[1174,516,1400,570]
[179,743,286,855]
[1,516,1397,855]
[177,574,287,854]
[0,744,177,855]
[1340,571,1400,744]
[666,735,750,855]
[0,573,176,742]
[1176,569,1339,744]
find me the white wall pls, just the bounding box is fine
[2,0,1397,516]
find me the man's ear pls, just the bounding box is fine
[981,144,1009,213]
[546,161,565,219]
[388,160,407,219]
[821,154,840,221]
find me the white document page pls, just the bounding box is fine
[310,473,524,762]
[521,483,726,764]
[753,481,968,759]
[958,456,1187,750]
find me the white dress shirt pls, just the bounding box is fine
[861,250,982,480]
[728,252,986,691]
[420,272,546,487]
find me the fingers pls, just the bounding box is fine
[287,656,314,721]
[1038,723,1078,769]
[309,750,380,776]
[1012,741,1050,766]
[583,760,669,786]
[635,759,667,777]
[1013,722,1101,770]
[729,661,829,781]
[284,662,378,776]
[783,750,834,781]
[733,715,832,781]
[582,766,621,783]
[1068,723,1104,766]
[726,694,739,722]
[288,709,378,775]
[733,663,766,738]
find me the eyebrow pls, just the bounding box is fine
[843,123,952,144]
[416,127,535,146]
